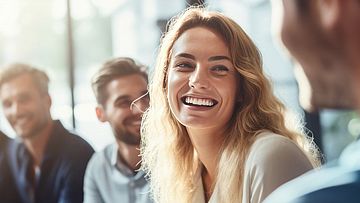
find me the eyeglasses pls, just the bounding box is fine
[130,92,150,113]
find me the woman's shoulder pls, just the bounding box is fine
[246,131,312,169]
[251,132,297,149]
[243,132,314,203]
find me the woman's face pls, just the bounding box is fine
[167,26,239,133]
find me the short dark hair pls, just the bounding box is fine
[91,57,148,105]
[0,63,50,95]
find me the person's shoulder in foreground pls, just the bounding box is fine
[265,0,360,202]
[242,132,314,202]
[264,139,360,203]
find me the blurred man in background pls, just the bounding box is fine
[84,57,152,203]
[0,63,94,203]
[265,0,360,202]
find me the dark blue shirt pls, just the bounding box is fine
[3,120,94,203]
[0,131,20,203]
[0,130,7,145]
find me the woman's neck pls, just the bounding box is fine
[188,127,225,194]
[202,168,213,202]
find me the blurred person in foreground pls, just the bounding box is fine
[0,63,94,203]
[140,6,321,203]
[84,57,152,203]
[265,0,360,202]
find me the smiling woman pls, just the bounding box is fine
[140,6,321,203]
[167,26,239,133]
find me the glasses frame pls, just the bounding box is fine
[130,91,149,113]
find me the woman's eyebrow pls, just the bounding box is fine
[208,55,231,62]
[174,53,195,60]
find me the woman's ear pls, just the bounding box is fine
[95,105,107,122]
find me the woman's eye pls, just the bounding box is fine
[211,65,229,76]
[174,62,194,71]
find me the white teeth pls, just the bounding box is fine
[185,97,214,106]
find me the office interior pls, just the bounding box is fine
[0,0,359,162]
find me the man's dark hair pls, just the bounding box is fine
[91,57,148,105]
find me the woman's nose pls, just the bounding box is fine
[188,66,209,89]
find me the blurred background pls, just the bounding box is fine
[0,0,359,162]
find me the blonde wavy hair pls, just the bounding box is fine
[141,6,320,203]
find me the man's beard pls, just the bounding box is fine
[113,126,140,146]
[12,114,49,139]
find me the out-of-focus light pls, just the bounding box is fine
[0,0,20,36]
[52,0,67,20]
[348,118,360,138]
[91,0,127,16]
[74,102,98,122]
[52,105,73,120]
[71,0,95,20]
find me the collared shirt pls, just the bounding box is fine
[264,139,360,203]
[192,132,314,203]
[84,143,153,203]
[5,120,94,203]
